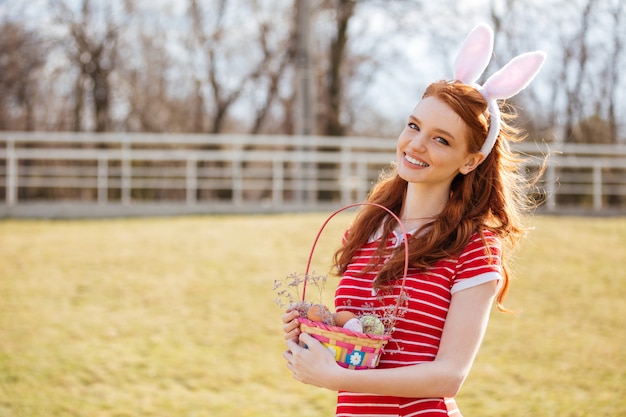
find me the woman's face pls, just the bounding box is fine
[396,96,484,191]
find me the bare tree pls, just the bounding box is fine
[187,0,250,133]
[338,0,430,136]
[120,27,188,132]
[51,0,121,132]
[309,0,435,137]
[0,21,46,131]
[548,0,626,144]
[605,0,625,142]
[319,0,356,136]
[248,2,298,134]
[562,0,595,142]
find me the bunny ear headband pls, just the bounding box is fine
[453,24,546,156]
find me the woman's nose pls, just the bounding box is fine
[408,132,427,152]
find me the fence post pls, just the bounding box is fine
[356,161,367,202]
[6,139,16,206]
[121,139,131,205]
[273,157,284,206]
[545,162,557,211]
[186,156,197,205]
[593,163,602,211]
[340,143,351,205]
[97,155,108,204]
[232,145,243,206]
[307,142,317,205]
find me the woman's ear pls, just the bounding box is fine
[460,152,486,175]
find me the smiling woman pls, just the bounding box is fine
[281,24,547,417]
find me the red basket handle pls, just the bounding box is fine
[301,202,409,321]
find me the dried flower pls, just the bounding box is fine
[273,271,328,312]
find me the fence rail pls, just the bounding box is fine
[1,132,626,218]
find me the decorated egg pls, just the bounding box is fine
[343,318,363,333]
[307,304,335,325]
[360,315,385,335]
[333,311,357,327]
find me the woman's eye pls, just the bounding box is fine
[408,122,419,130]
[435,137,449,146]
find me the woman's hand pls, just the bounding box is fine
[281,308,301,343]
[283,332,342,390]
[281,307,344,390]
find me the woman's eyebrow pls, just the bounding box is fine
[409,115,457,141]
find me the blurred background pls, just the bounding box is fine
[0,0,625,217]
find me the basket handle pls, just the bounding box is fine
[301,202,409,319]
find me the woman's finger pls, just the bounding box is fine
[298,331,322,348]
[281,310,299,323]
[284,331,300,342]
[286,338,300,353]
[282,310,301,341]
[283,348,294,365]
[283,322,301,340]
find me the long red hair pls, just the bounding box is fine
[333,81,539,311]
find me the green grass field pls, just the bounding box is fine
[0,213,625,417]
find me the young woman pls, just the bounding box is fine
[282,25,546,416]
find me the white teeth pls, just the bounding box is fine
[405,154,429,167]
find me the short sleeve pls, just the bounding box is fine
[451,231,503,294]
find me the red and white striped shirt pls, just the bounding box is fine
[334,229,502,417]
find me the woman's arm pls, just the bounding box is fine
[283,280,498,398]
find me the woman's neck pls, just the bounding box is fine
[399,184,449,230]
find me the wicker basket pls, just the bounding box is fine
[299,202,409,370]
[298,317,390,369]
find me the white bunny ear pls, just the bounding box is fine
[482,51,547,100]
[446,24,547,157]
[453,23,494,84]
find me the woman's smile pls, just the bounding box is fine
[403,153,429,167]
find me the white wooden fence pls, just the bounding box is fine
[1,132,625,218]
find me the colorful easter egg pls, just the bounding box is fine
[360,315,385,335]
[343,317,363,333]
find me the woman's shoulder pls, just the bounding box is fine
[460,229,502,260]
[470,228,501,245]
